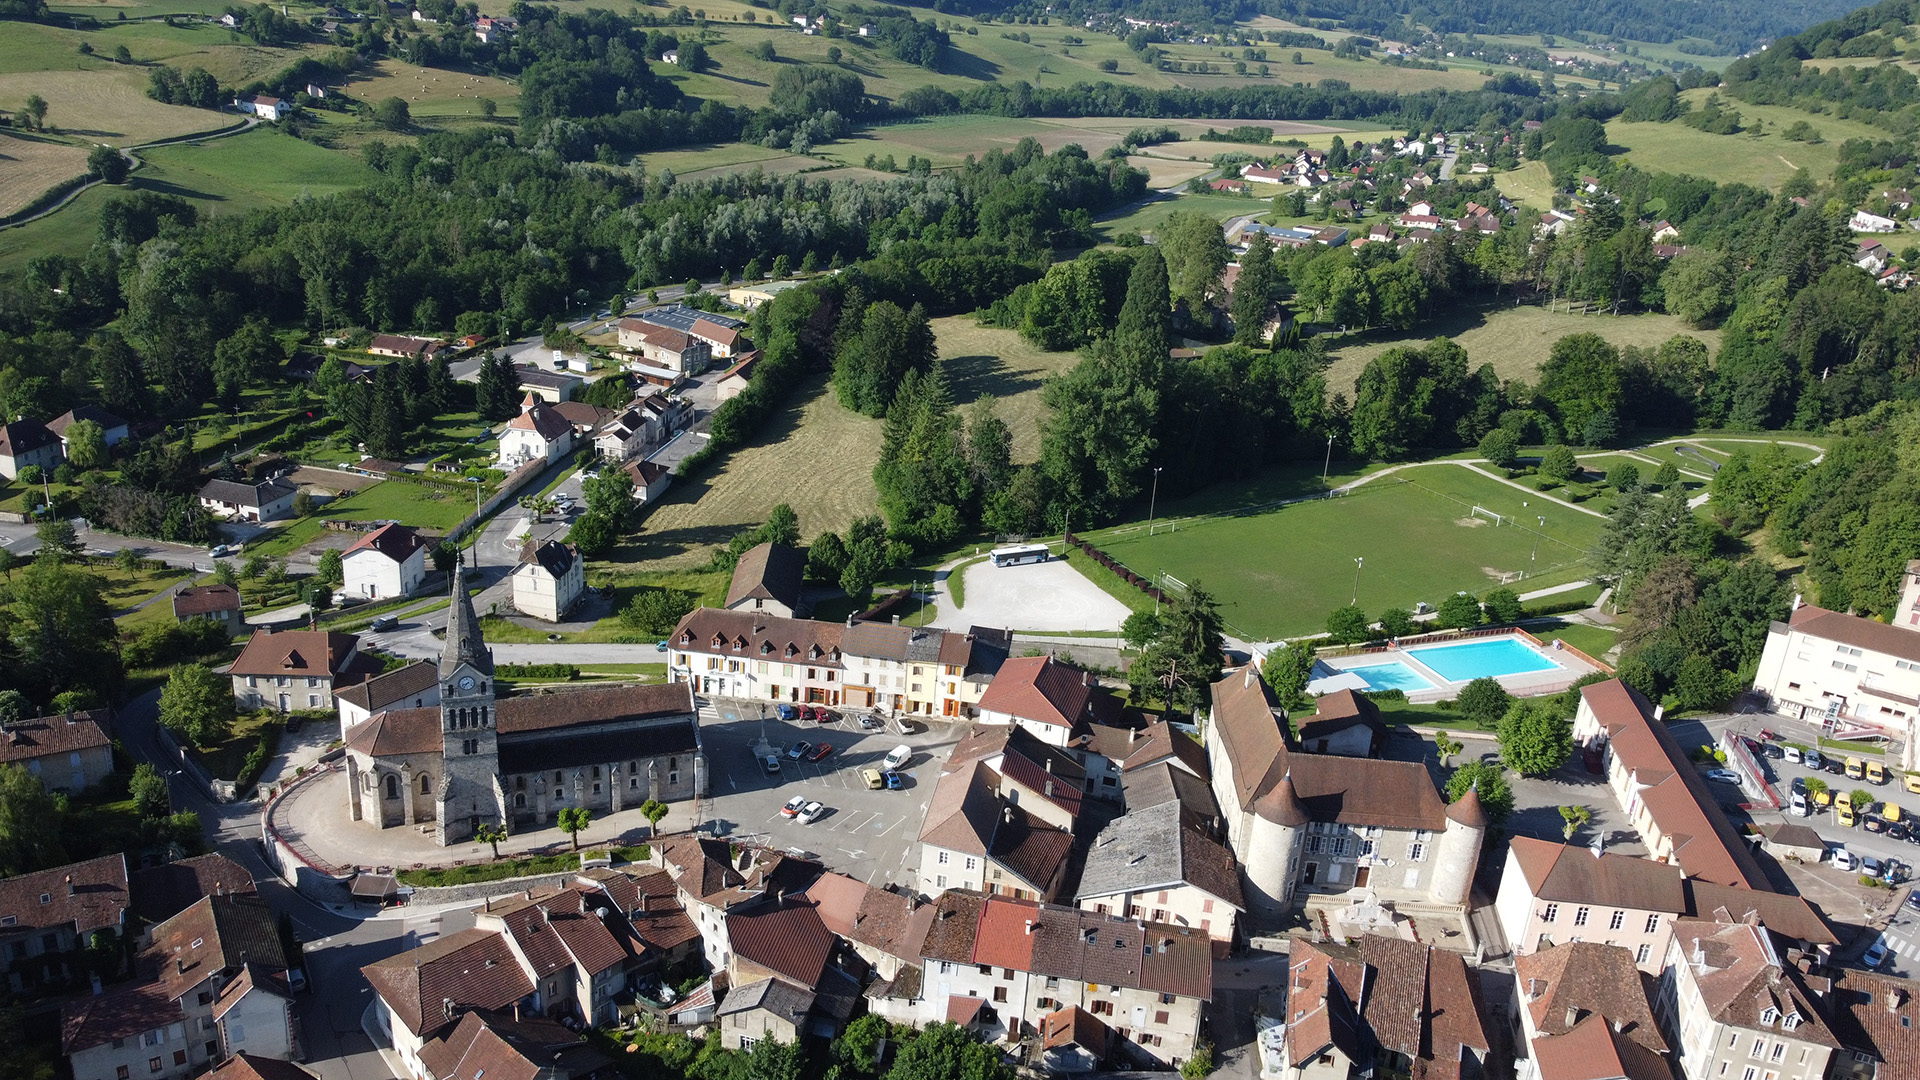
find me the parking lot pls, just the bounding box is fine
[697,697,962,890]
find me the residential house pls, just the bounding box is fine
[688,317,744,359]
[721,898,864,1045]
[593,404,658,461]
[725,542,807,619]
[208,1054,322,1080]
[975,655,1110,744]
[333,660,439,732]
[135,895,297,1062]
[197,477,297,523]
[1651,918,1838,1080]
[1820,969,1920,1080]
[716,978,816,1049]
[172,584,244,635]
[1514,942,1673,1080]
[0,854,128,995]
[622,459,673,504]
[127,855,256,931]
[727,281,804,310]
[917,758,1076,900]
[617,323,713,375]
[47,405,129,449]
[574,866,701,971]
[1495,836,1687,973]
[1209,179,1247,193]
[513,366,583,404]
[647,837,822,972]
[1206,668,1485,919]
[1852,210,1899,233]
[63,982,198,1080]
[471,887,633,1027]
[1858,239,1892,273]
[1042,1006,1111,1072]
[0,709,114,793]
[341,522,429,601]
[1571,680,1771,888]
[1680,881,1835,958]
[497,393,575,469]
[366,335,444,359]
[513,540,584,623]
[228,629,379,712]
[1651,220,1680,242]
[1295,689,1387,757]
[0,418,63,479]
[551,401,613,439]
[666,608,846,704]
[714,353,757,402]
[1752,575,1920,769]
[1274,934,1491,1080]
[239,95,289,120]
[362,929,536,1078]
[1075,765,1244,948]
[839,622,1010,718]
[473,14,516,41]
[1077,719,1208,801]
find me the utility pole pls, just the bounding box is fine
[1147,467,1163,534]
[1351,556,1364,606]
[1322,432,1334,482]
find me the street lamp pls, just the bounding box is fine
[1351,556,1364,606]
[1529,516,1545,574]
[1322,433,1334,482]
[1147,467,1163,534]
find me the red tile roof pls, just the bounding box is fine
[1822,970,1920,1080]
[172,584,242,617]
[1509,836,1686,912]
[128,854,256,926]
[228,629,364,678]
[143,894,287,999]
[505,397,573,441]
[343,522,427,564]
[0,710,111,766]
[971,895,1040,971]
[1517,943,1666,1053]
[978,656,1094,729]
[726,900,836,987]
[210,1053,320,1080]
[0,854,128,938]
[61,978,185,1054]
[362,928,535,1037]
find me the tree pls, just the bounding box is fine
[7,555,120,702]
[1262,640,1317,705]
[35,518,81,561]
[834,299,937,416]
[1651,462,1681,489]
[1607,463,1641,492]
[558,805,591,849]
[476,822,508,859]
[1478,428,1519,468]
[1852,788,1876,813]
[1434,732,1462,766]
[63,419,107,470]
[0,763,66,875]
[1378,607,1415,637]
[19,94,47,131]
[1444,760,1514,823]
[1482,587,1523,624]
[0,690,27,725]
[1498,700,1574,776]
[87,146,129,185]
[1160,211,1230,315]
[1663,247,1736,328]
[159,663,235,747]
[621,588,697,635]
[1232,235,1276,344]
[1559,804,1591,839]
[316,547,344,585]
[639,798,668,834]
[373,96,411,131]
[1538,444,1578,483]
[1137,582,1227,713]
[1325,605,1370,644]
[1121,610,1163,651]
[475,352,521,421]
[1437,592,1484,630]
[885,1022,1016,1080]
[1456,677,1512,726]
[130,762,169,819]
[1805,777,1828,801]
[806,532,848,581]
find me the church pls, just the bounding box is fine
[342,571,707,845]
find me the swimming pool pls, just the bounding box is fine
[1343,659,1438,694]
[1407,638,1561,682]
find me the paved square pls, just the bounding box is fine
[939,556,1132,633]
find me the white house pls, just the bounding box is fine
[497,393,574,469]
[512,540,584,622]
[334,660,438,732]
[0,419,63,479]
[46,405,129,449]
[1651,918,1838,1080]
[239,95,290,121]
[1753,569,1920,770]
[340,522,428,601]
[198,477,298,523]
[1852,209,1899,232]
[1493,836,1685,973]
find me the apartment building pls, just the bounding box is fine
[0,854,128,995]
[1496,837,1687,973]
[1652,918,1838,1080]
[1514,942,1673,1080]
[839,622,1009,718]
[1275,934,1491,1079]
[1753,568,1920,769]
[976,655,1108,745]
[666,608,846,704]
[471,888,633,1027]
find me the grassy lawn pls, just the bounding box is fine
[1097,192,1263,240]
[1325,304,1718,395]
[479,567,729,643]
[614,373,881,569]
[94,561,197,614]
[188,710,283,783]
[1493,161,1557,210]
[1526,618,1620,660]
[324,479,478,531]
[141,127,376,206]
[344,59,523,119]
[1081,465,1603,639]
[932,316,1082,464]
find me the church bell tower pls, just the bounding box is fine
[436,567,502,845]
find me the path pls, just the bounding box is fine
[0,116,258,231]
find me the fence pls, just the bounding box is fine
[444,457,547,545]
[258,763,356,906]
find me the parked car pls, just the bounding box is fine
[1704,769,1741,785]
[1907,772,1920,795]
[857,714,885,731]
[1784,745,1804,764]
[1758,728,1780,742]
[812,707,839,724]
[1848,757,1868,781]
[1863,935,1891,969]
[786,741,812,760]
[861,768,885,790]
[892,715,918,736]
[1791,776,1808,794]
[780,795,808,818]
[1760,742,1784,760]
[1790,791,1809,817]
[1825,758,1848,776]
[1865,856,1886,878]
[655,640,669,652]
[1907,890,1920,910]
[1832,848,1859,872]
[883,745,913,770]
[1866,815,1890,833]
[775,704,799,722]
[1869,760,1889,785]
[369,615,399,632]
[807,743,833,762]
[1892,822,1912,842]
[1840,803,1859,828]
[797,801,826,825]
[761,754,781,775]
[208,544,235,559]
[1803,748,1824,769]
[883,770,905,790]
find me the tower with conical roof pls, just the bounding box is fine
[1432,783,1489,906]
[435,566,502,845]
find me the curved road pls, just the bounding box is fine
[1,116,257,232]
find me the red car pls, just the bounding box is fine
[812,707,838,724]
[807,743,834,762]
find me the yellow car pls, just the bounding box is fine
[1813,788,1835,807]
[1906,773,1920,795]
[1847,757,1867,780]
[1886,803,1905,823]
[1837,791,1855,814]
[1868,760,1888,785]
[861,768,885,790]
[1839,803,1858,828]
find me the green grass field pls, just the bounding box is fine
[321,479,475,531]
[1326,304,1718,394]
[1493,160,1557,210]
[1605,91,1892,188]
[1097,192,1262,240]
[1081,464,1603,639]
[933,315,1082,464]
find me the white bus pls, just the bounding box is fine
[990,543,1050,567]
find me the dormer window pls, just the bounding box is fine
[1761,1007,1779,1025]
[1783,1013,1802,1030]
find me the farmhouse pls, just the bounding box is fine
[0,709,113,793]
[0,418,62,479]
[47,405,129,449]
[229,629,381,712]
[198,477,298,522]
[512,540,584,622]
[341,522,429,601]
[238,94,290,120]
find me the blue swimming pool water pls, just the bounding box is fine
[1408,638,1561,682]
[1344,660,1438,693]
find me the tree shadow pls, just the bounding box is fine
[130,176,229,201]
[944,351,1043,406]
[941,49,1003,81]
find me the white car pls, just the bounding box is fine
[1704,768,1741,785]
[798,800,826,825]
[780,794,807,818]
[1833,848,1860,872]
[1863,934,1891,969]
[1784,745,1804,763]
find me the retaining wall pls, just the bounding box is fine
[401,870,584,907]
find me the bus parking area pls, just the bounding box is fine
[939,549,1134,633]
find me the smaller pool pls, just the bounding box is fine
[1344,660,1438,694]
[1408,638,1561,682]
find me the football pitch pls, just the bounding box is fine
[1085,464,1604,640]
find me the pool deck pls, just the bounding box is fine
[1323,632,1605,703]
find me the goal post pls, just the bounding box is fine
[1470,505,1508,526]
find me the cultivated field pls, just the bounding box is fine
[932,316,1082,463]
[1605,92,1892,188]
[345,60,523,119]
[1493,160,1557,210]
[0,68,226,144]
[139,127,375,208]
[1325,304,1719,393]
[1097,192,1265,240]
[1084,463,1603,639]
[620,374,882,567]
[0,132,91,216]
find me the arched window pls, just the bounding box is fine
[420,773,433,795]
[554,771,563,784]
[385,775,399,799]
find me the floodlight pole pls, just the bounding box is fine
[1147,467,1162,535]
[1322,433,1334,482]
[1351,556,1364,606]
[1530,516,1545,573]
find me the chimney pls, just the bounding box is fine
[1589,838,1604,858]
[1243,668,1254,689]
[1045,781,1055,798]
[90,971,103,996]
[1889,988,1906,1012]
[1082,669,1090,686]
[1692,939,1705,970]
[1792,592,1803,610]
[65,875,73,896]
[1565,1006,1582,1028]
[1653,704,1665,721]
[639,893,649,914]
[1025,920,1036,936]
[1611,1019,1626,1033]
[176,959,186,975]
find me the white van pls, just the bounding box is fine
[883,745,913,771]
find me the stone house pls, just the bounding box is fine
[0,854,128,996]
[0,709,113,793]
[512,540,584,623]
[172,584,244,635]
[228,630,378,712]
[197,478,297,523]
[0,418,64,479]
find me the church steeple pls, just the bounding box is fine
[441,565,493,678]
